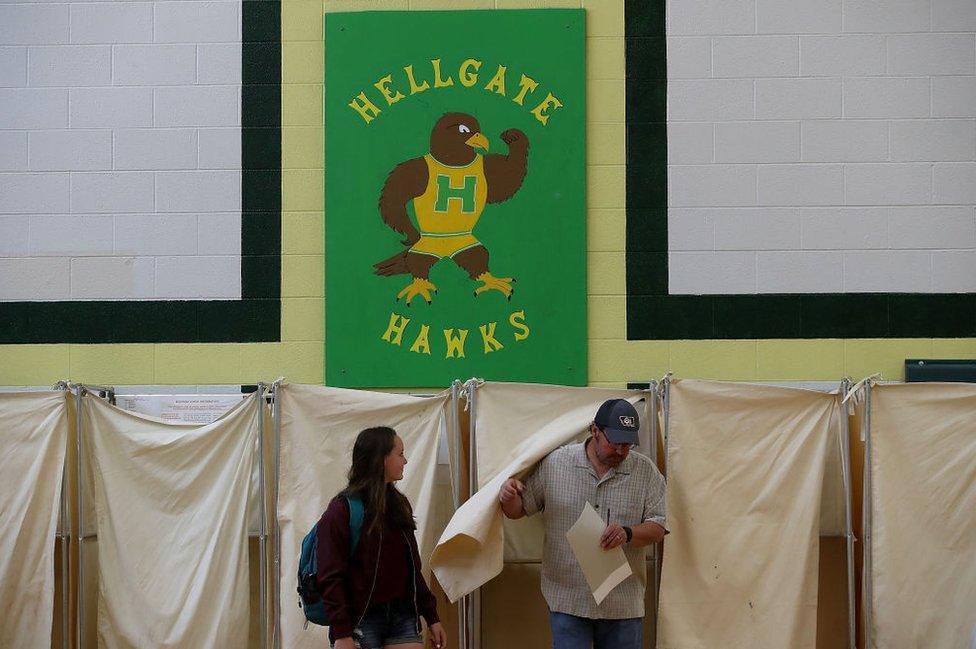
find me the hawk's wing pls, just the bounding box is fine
[378,157,428,246]
[484,129,529,204]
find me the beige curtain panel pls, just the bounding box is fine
[819,408,847,537]
[867,383,976,649]
[0,391,69,649]
[83,392,261,648]
[431,381,642,602]
[276,383,448,649]
[658,380,838,649]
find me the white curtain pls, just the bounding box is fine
[83,392,261,648]
[431,381,642,602]
[0,391,69,649]
[868,383,976,649]
[819,405,848,537]
[276,383,448,649]
[658,380,838,649]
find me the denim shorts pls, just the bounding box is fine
[343,599,422,649]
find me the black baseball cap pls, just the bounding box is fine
[594,399,640,445]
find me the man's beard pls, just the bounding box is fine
[602,451,625,466]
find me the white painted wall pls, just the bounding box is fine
[0,1,243,301]
[667,0,976,295]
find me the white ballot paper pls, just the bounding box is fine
[565,502,634,605]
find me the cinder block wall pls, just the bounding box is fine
[622,0,976,382]
[0,1,244,303]
[666,0,976,297]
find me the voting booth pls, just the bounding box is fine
[1,377,973,649]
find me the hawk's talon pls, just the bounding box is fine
[473,272,514,299]
[397,278,437,305]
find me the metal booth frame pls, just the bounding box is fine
[861,381,875,649]
[70,382,116,649]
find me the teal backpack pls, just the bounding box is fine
[297,496,364,628]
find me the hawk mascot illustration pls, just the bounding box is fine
[373,112,529,304]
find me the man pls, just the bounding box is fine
[498,398,667,649]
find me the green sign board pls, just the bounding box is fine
[325,9,586,387]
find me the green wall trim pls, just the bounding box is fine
[0,0,281,344]
[626,294,976,340]
[624,0,976,340]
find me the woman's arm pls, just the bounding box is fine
[408,531,441,628]
[316,498,356,640]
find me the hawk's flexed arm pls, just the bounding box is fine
[483,129,529,204]
[378,157,428,246]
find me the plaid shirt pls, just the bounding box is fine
[521,441,667,619]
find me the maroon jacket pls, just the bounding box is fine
[315,496,440,640]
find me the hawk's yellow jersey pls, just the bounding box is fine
[409,153,488,259]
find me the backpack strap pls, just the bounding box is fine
[346,496,365,556]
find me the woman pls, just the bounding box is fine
[316,426,448,649]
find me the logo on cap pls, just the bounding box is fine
[619,415,635,428]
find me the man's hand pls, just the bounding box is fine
[334,637,357,649]
[498,478,525,519]
[428,621,448,648]
[600,523,627,550]
[499,478,523,504]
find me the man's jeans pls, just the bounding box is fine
[548,611,642,649]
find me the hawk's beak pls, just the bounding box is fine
[465,132,490,151]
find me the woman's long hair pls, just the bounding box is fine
[339,426,416,532]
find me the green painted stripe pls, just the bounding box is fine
[241,0,281,317]
[419,230,473,237]
[448,243,481,258]
[0,300,280,344]
[625,294,976,339]
[625,0,668,318]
